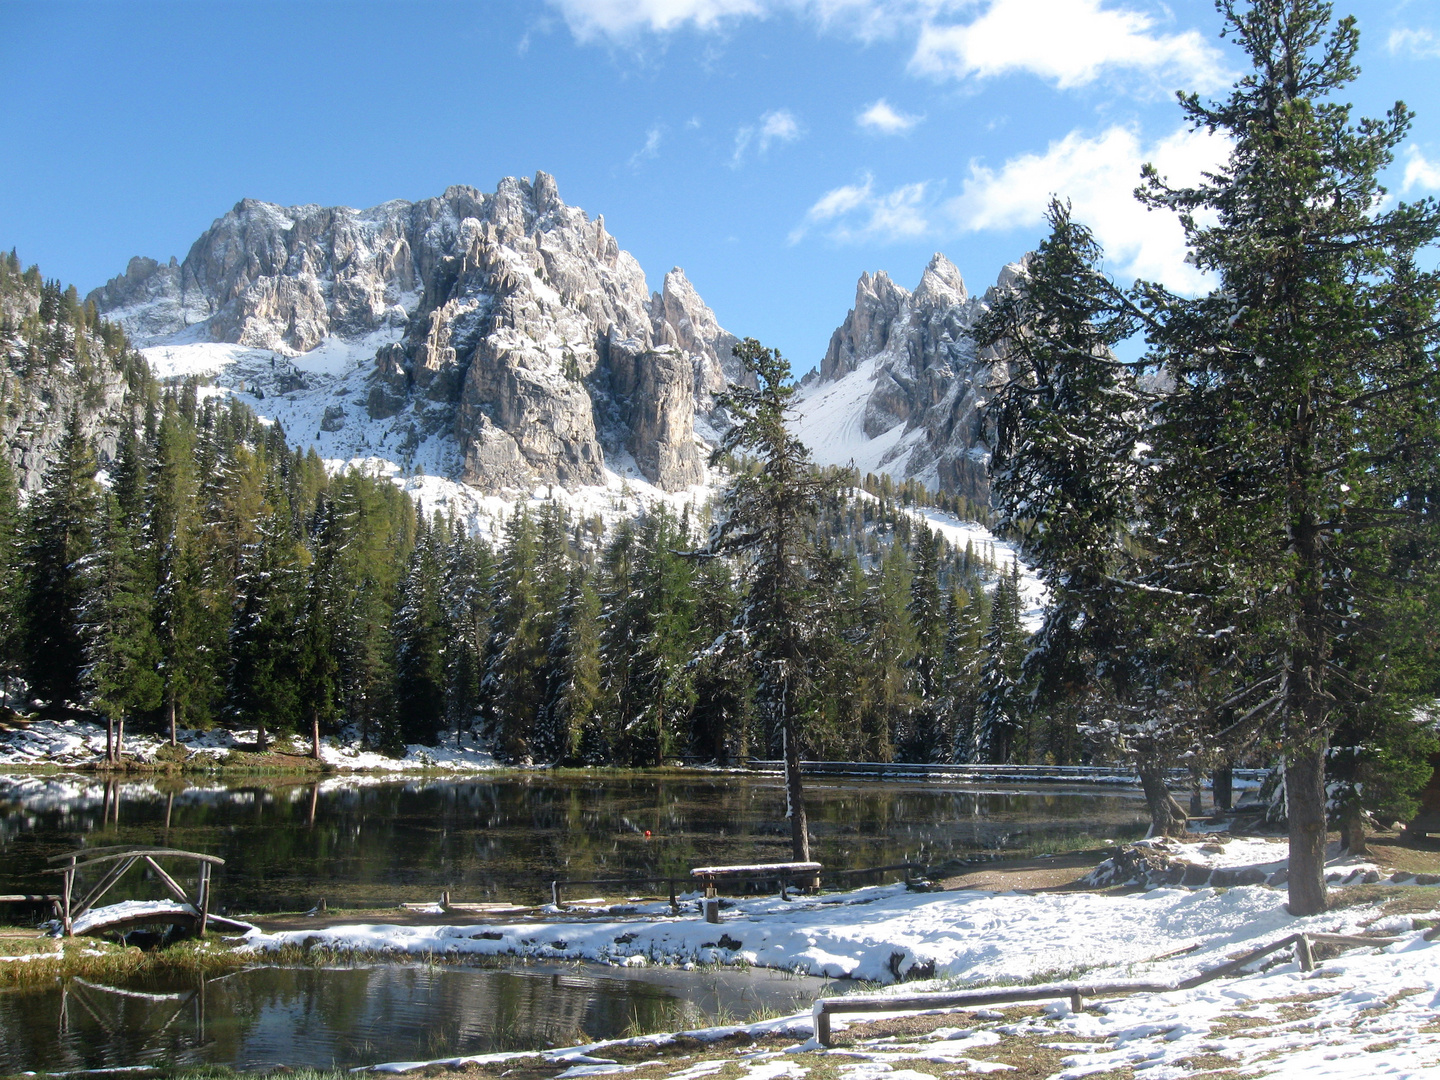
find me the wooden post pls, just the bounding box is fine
[197,862,210,937]
[704,897,720,923]
[813,1002,830,1047]
[1070,991,1083,1012]
[552,881,562,908]
[668,879,677,914]
[1294,934,1314,972]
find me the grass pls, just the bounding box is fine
[0,932,248,990]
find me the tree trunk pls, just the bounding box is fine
[1139,766,1188,837]
[257,717,268,754]
[782,713,810,863]
[1285,741,1329,915]
[1212,766,1233,811]
[311,709,321,760]
[116,716,124,761]
[168,696,177,747]
[106,716,115,765]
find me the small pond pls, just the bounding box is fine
[0,961,830,1072]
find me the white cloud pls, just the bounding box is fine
[911,0,1231,92]
[1403,146,1440,193]
[548,0,930,41]
[790,173,932,244]
[550,0,769,40]
[733,108,804,165]
[629,124,665,167]
[759,108,802,148]
[946,123,1229,291]
[1388,27,1440,59]
[857,98,923,134]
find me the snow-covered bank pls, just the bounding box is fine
[0,717,499,772]
[242,837,1433,986]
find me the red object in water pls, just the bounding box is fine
[644,830,652,837]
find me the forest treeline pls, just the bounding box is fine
[1,249,1048,769]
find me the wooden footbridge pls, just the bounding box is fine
[44,846,250,938]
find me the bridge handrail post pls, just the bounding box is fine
[197,862,211,936]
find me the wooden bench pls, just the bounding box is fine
[690,861,823,921]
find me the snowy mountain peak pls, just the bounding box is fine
[90,174,739,499]
[914,253,968,308]
[794,256,1024,502]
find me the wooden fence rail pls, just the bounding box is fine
[749,761,1270,784]
[812,931,1400,1046]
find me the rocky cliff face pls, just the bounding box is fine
[793,254,1024,504]
[91,174,740,493]
[0,267,143,492]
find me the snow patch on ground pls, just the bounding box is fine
[0,717,500,771]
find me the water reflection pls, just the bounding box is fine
[0,773,1147,911]
[0,962,826,1072]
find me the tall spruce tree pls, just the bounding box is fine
[87,492,162,761]
[707,338,834,862]
[21,413,99,707]
[1138,0,1440,912]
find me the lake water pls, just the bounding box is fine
[0,770,1149,1070]
[0,771,1149,910]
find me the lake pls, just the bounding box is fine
[0,771,1149,910]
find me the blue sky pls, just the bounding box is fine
[4,0,1439,374]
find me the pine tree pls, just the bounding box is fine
[621,506,697,766]
[148,406,213,743]
[537,568,602,763]
[20,413,99,706]
[392,514,448,746]
[87,493,162,761]
[0,454,22,699]
[707,338,835,862]
[976,563,1024,764]
[1137,0,1440,913]
[228,492,304,751]
[484,507,545,762]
